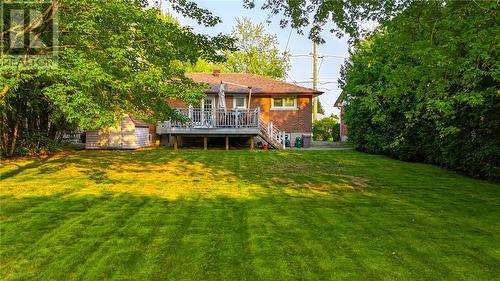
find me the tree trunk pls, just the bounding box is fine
[48,123,58,140]
[8,120,20,156]
[1,129,9,156]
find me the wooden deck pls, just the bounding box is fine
[157,108,260,135]
[157,107,286,149]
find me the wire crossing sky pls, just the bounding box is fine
[161,0,351,116]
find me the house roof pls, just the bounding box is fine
[334,92,346,107]
[129,116,150,128]
[186,72,323,96]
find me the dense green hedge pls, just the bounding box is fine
[341,1,499,181]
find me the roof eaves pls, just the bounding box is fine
[334,92,346,107]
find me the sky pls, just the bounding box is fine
[160,0,351,116]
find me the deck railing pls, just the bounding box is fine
[260,120,286,149]
[157,107,260,133]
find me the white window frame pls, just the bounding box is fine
[232,96,247,109]
[201,96,215,110]
[271,96,298,110]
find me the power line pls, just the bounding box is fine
[284,27,293,53]
[320,55,347,59]
[285,73,299,85]
[293,81,339,85]
[318,56,325,76]
[290,54,311,57]
[290,54,347,59]
[318,87,342,91]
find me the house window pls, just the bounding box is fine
[271,97,297,109]
[233,96,247,109]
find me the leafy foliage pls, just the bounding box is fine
[15,132,62,156]
[317,100,325,115]
[185,17,290,79]
[244,0,408,42]
[223,17,290,79]
[340,1,500,181]
[0,0,236,156]
[313,115,340,141]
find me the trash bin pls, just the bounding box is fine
[302,135,311,148]
[295,136,302,148]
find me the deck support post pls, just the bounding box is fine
[173,135,178,150]
[249,137,254,150]
[203,136,208,150]
[225,136,229,151]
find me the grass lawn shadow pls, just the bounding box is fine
[1,148,499,280]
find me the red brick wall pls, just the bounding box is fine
[251,95,312,133]
[168,94,313,133]
[339,106,348,138]
[168,99,189,108]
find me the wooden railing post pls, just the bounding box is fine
[256,107,260,128]
[235,109,239,128]
[270,122,273,139]
[188,105,193,128]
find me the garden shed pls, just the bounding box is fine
[85,115,151,150]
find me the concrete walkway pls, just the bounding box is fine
[289,141,353,150]
[289,147,353,151]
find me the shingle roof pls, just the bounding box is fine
[186,73,323,96]
[129,116,150,128]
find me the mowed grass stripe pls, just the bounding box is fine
[8,195,148,280]
[0,149,499,280]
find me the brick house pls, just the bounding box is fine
[156,70,323,149]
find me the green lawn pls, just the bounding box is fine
[1,148,499,280]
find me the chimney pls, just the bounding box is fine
[212,68,221,77]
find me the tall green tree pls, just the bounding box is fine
[224,17,290,79]
[0,0,235,156]
[186,17,290,79]
[340,1,499,180]
[244,0,408,42]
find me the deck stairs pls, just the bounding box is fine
[259,120,286,149]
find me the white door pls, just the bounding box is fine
[192,97,214,127]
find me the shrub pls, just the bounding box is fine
[14,133,62,157]
[340,1,499,181]
[313,115,340,141]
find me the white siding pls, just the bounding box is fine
[108,123,123,149]
[85,116,150,150]
[85,130,100,149]
[121,116,138,149]
[134,127,150,148]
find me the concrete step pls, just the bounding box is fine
[311,141,351,148]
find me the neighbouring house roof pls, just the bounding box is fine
[186,72,323,96]
[334,92,346,107]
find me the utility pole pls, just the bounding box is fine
[312,41,318,121]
